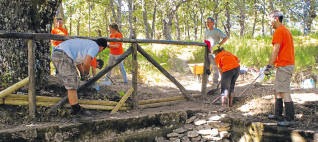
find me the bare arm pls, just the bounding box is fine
[91,67,96,77]
[269,43,280,66]
[219,37,228,46]
[82,55,93,75]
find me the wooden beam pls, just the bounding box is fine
[201,45,210,97]
[0,77,29,99]
[111,87,134,114]
[28,39,36,119]
[132,43,139,109]
[3,99,127,111]
[0,32,206,46]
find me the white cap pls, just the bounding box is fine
[270,10,284,18]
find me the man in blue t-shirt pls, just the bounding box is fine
[51,38,107,118]
[204,17,228,89]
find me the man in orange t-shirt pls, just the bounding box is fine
[265,10,295,126]
[51,18,68,47]
[213,47,240,107]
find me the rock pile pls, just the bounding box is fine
[155,112,232,142]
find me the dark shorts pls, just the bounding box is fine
[220,67,240,95]
[51,50,79,89]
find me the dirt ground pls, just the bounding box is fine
[0,68,317,134]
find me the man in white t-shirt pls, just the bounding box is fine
[51,38,107,118]
[204,17,228,89]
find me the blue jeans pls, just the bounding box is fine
[106,54,128,83]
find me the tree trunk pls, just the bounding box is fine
[88,0,91,37]
[224,1,231,37]
[69,7,73,36]
[128,0,135,38]
[251,5,258,37]
[117,0,122,29]
[238,0,246,37]
[104,7,109,35]
[304,0,317,35]
[186,19,190,40]
[175,14,181,40]
[162,1,187,40]
[110,0,117,24]
[162,15,173,40]
[269,0,274,35]
[151,0,157,39]
[76,17,80,36]
[199,4,205,39]
[0,0,60,88]
[212,0,220,28]
[261,0,266,36]
[142,0,151,39]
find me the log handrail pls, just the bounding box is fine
[0,32,205,46]
[0,32,210,116]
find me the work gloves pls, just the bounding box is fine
[264,65,273,76]
[204,40,221,53]
[204,40,211,52]
[80,73,90,81]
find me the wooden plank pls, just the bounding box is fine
[111,87,134,114]
[0,77,29,98]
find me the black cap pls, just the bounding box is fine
[95,38,107,48]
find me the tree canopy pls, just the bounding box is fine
[61,0,318,40]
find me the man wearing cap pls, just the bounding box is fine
[264,10,295,126]
[51,38,107,118]
[204,17,229,89]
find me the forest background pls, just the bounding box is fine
[59,0,318,80]
[0,0,317,88]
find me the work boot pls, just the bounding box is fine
[277,102,295,127]
[71,104,92,123]
[268,98,284,121]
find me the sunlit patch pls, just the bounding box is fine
[292,93,318,104]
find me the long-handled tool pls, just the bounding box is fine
[236,72,264,97]
[207,81,220,95]
[210,71,264,104]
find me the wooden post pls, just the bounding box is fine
[131,42,139,109]
[201,45,210,97]
[28,39,36,119]
[111,87,134,114]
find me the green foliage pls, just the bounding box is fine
[295,45,318,70]
[118,90,125,97]
[290,29,303,36]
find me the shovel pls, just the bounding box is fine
[207,82,220,95]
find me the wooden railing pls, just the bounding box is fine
[0,32,210,118]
